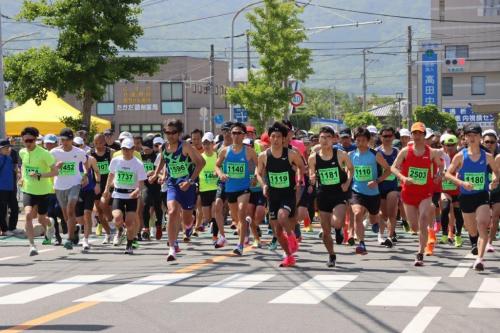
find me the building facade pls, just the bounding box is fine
[65,56,230,137]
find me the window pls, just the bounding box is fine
[161,82,183,114]
[442,77,453,96]
[445,45,468,59]
[472,76,486,95]
[97,84,115,115]
[479,0,500,16]
[119,124,162,138]
[192,84,197,93]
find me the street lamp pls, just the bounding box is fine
[396,92,403,129]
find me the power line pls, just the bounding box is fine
[143,11,236,29]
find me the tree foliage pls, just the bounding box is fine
[414,104,457,131]
[343,112,381,129]
[4,0,163,128]
[226,0,313,129]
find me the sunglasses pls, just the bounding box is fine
[163,130,178,135]
[231,131,244,135]
[23,139,35,144]
[484,140,497,144]
[382,135,393,138]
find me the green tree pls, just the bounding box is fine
[343,112,380,129]
[414,104,457,131]
[4,0,163,128]
[226,0,313,126]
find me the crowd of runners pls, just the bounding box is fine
[1,118,499,271]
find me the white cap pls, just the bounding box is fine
[43,134,58,144]
[120,138,134,149]
[367,125,378,134]
[118,131,133,140]
[73,137,84,146]
[153,137,165,146]
[482,129,497,138]
[399,128,411,137]
[214,134,223,144]
[425,128,434,139]
[440,133,450,144]
[202,132,215,142]
[243,138,252,145]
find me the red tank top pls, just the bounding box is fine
[401,144,434,196]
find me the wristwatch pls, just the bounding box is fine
[187,178,195,185]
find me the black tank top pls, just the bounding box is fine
[266,148,296,197]
[315,148,347,194]
[90,147,112,182]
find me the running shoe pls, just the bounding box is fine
[327,254,336,268]
[183,236,191,242]
[424,242,434,256]
[46,219,55,241]
[347,237,355,246]
[267,227,273,235]
[142,228,150,241]
[96,223,103,236]
[233,244,244,256]
[102,234,111,245]
[454,235,463,248]
[439,235,448,244]
[318,231,323,239]
[473,258,484,271]
[391,234,398,243]
[63,240,73,250]
[288,233,299,254]
[371,223,379,234]
[73,225,80,245]
[42,238,52,245]
[174,240,181,253]
[29,246,38,256]
[82,238,90,251]
[268,238,278,250]
[355,243,367,255]
[230,222,238,230]
[378,234,385,245]
[279,255,296,267]
[166,249,176,262]
[192,231,199,237]
[382,238,393,248]
[155,226,163,240]
[185,224,194,239]
[428,229,436,244]
[401,220,410,233]
[132,240,139,249]
[414,253,424,267]
[486,243,495,253]
[214,236,228,248]
[124,246,134,255]
[55,234,62,246]
[335,229,344,245]
[251,240,261,248]
[471,245,479,256]
[196,225,205,232]
[303,225,314,233]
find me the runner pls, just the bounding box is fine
[18,127,57,256]
[445,124,498,271]
[215,122,258,255]
[308,126,353,267]
[51,128,88,250]
[256,122,305,267]
[141,138,163,241]
[198,132,218,242]
[103,138,147,255]
[391,122,444,266]
[482,129,499,252]
[149,119,205,261]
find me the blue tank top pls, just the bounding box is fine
[224,145,250,193]
[377,146,398,192]
[349,148,379,196]
[79,158,96,192]
[458,148,489,195]
[163,142,194,186]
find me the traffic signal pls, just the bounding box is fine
[445,58,465,66]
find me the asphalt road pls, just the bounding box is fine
[0,224,499,333]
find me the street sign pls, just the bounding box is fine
[233,107,248,123]
[199,107,208,117]
[291,91,304,107]
[422,49,438,106]
[214,114,224,127]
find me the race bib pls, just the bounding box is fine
[143,161,155,173]
[408,167,428,185]
[203,170,219,185]
[116,170,135,186]
[442,180,457,191]
[318,167,340,185]
[268,171,290,188]
[97,161,109,175]
[354,165,372,182]
[59,162,77,176]
[464,172,485,191]
[226,162,246,179]
[168,161,189,178]
[24,165,41,176]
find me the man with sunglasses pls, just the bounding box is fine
[482,129,499,253]
[104,129,121,151]
[391,122,444,267]
[149,119,205,261]
[18,127,58,256]
[215,122,258,255]
[51,128,89,250]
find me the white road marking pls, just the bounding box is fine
[470,278,500,308]
[0,277,35,289]
[172,274,274,303]
[402,306,441,333]
[367,276,441,307]
[75,274,194,303]
[269,275,357,304]
[449,262,472,278]
[0,275,113,305]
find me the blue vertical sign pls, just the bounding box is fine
[422,50,438,106]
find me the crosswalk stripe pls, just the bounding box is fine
[0,277,35,289]
[0,256,19,262]
[172,274,275,303]
[367,276,441,307]
[469,278,500,308]
[75,274,194,303]
[0,275,113,305]
[269,275,358,304]
[402,306,441,333]
[449,262,472,278]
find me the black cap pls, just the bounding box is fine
[104,129,113,135]
[463,123,482,135]
[59,128,74,140]
[143,139,153,149]
[221,121,233,130]
[0,138,10,148]
[339,128,352,138]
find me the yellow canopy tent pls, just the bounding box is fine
[5,91,111,136]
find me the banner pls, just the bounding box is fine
[443,107,495,130]
[310,117,345,133]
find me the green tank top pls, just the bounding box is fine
[199,152,219,192]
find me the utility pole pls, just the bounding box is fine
[407,26,413,127]
[362,48,367,113]
[209,44,215,132]
[246,31,251,76]
[0,12,5,137]
[333,85,336,119]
